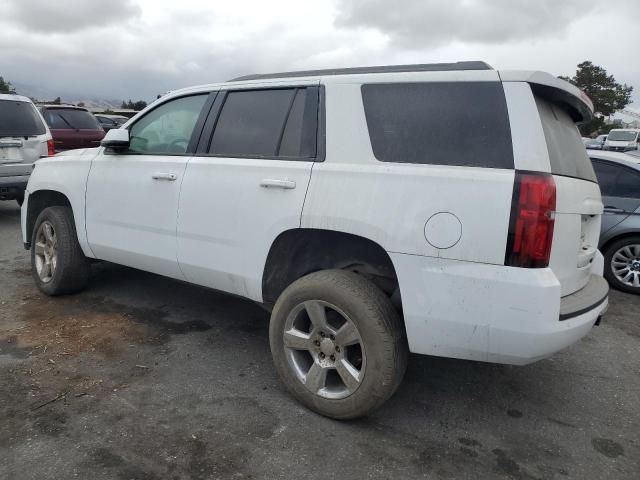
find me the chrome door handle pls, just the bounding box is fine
[152,172,177,181]
[260,179,296,189]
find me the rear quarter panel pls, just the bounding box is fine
[301,78,514,264]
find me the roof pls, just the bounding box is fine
[587,150,640,170]
[38,104,88,110]
[230,61,492,81]
[0,93,32,103]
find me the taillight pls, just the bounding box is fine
[47,139,55,156]
[505,172,556,268]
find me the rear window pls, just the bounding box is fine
[0,99,46,137]
[43,108,100,130]
[535,96,596,182]
[361,82,514,168]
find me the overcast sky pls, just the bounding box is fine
[0,0,638,105]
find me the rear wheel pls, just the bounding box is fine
[31,206,90,295]
[269,269,407,419]
[603,236,640,294]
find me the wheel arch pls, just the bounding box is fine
[600,230,640,257]
[25,190,72,248]
[261,228,401,308]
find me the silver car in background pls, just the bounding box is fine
[589,150,640,294]
[0,94,53,205]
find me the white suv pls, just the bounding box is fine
[21,62,609,419]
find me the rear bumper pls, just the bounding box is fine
[0,175,29,199]
[390,252,608,366]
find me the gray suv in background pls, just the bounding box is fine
[589,150,640,294]
[0,94,53,205]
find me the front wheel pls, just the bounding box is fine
[603,236,640,294]
[269,270,408,419]
[31,206,91,295]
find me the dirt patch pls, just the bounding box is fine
[2,293,211,361]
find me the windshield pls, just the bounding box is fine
[608,130,638,142]
[0,99,46,137]
[43,108,101,130]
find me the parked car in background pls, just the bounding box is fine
[585,134,607,150]
[95,114,128,132]
[22,62,608,419]
[39,105,105,152]
[603,128,640,152]
[588,150,640,294]
[0,94,53,205]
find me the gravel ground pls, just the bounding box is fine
[1,200,639,480]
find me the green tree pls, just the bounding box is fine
[52,96,61,105]
[77,101,85,107]
[0,76,16,94]
[132,100,147,110]
[560,61,633,136]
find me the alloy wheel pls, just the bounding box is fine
[283,300,366,399]
[34,221,57,283]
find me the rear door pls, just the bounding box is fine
[0,99,47,176]
[534,95,603,295]
[177,84,319,301]
[591,158,640,233]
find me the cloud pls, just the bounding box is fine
[3,0,141,33]
[0,0,637,104]
[336,0,616,47]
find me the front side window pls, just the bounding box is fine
[43,108,100,130]
[129,95,208,154]
[361,82,514,168]
[208,87,316,159]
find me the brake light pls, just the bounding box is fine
[505,172,556,268]
[47,139,55,156]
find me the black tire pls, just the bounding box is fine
[31,206,90,295]
[603,236,640,294]
[269,269,408,419]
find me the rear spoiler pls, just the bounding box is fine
[499,70,594,123]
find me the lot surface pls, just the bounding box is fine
[1,200,639,480]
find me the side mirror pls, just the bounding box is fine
[101,128,130,150]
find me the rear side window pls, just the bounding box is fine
[43,108,101,130]
[535,97,596,182]
[208,87,317,159]
[361,82,514,168]
[592,159,640,198]
[0,100,46,136]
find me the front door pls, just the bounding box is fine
[177,85,319,301]
[86,93,211,279]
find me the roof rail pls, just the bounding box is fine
[229,61,492,82]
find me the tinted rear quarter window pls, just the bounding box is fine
[535,96,596,182]
[0,100,46,136]
[361,82,513,168]
[43,108,100,130]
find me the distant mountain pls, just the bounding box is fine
[12,81,125,109]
